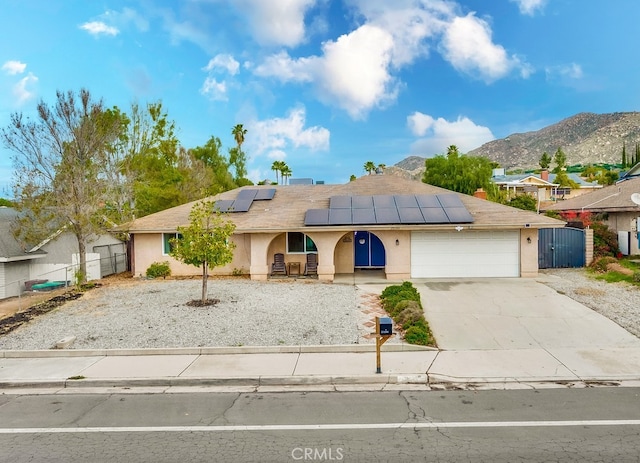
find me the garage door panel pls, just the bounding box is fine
[411,231,520,278]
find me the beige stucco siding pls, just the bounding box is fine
[132,233,251,277]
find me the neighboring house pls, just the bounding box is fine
[491,169,602,203]
[542,176,640,255]
[125,175,565,281]
[0,207,46,299]
[0,206,126,299]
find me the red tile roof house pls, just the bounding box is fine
[123,175,565,281]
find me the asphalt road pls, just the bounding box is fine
[0,388,639,462]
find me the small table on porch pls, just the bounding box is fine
[288,262,301,277]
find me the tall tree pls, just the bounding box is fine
[280,164,292,185]
[191,136,236,194]
[539,152,551,170]
[230,124,248,182]
[622,142,627,168]
[553,147,567,173]
[1,89,122,283]
[271,160,286,184]
[169,200,236,303]
[422,145,499,199]
[363,161,377,175]
[103,101,185,221]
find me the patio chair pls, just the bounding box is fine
[271,253,288,276]
[304,253,318,277]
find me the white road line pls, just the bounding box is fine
[1,420,640,434]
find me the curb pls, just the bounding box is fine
[0,344,436,358]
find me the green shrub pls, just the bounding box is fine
[379,281,434,347]
[396,306,424,328]
[633,271,640,284]
[146,261,171,279]
[404,326,430,345]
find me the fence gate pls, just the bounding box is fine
[538,227,585,269]
[93,243,128,277]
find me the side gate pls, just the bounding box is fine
[538,227,586,269]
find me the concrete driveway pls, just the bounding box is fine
[413,278,640,351]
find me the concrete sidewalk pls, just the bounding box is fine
[2,343,640,391]
[2,274,640,391]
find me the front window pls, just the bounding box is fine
[286,232,317,254]
[163,233,182,255]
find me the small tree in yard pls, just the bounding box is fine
[169,200,236,304]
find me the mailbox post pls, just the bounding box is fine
[375,317,394,374]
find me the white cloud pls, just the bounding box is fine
[407,112,494,154]
[254,25,398,119]
[203,54,240,75]
[248,106,330,158]
[253,51,315,82]
[510,0,547,16]
[200,77,228,101]
[546,63,583,80]
[440,13,527,83]
[12,72,38,106]
[80,21,120,36]
[2,60,26,75]
[267,150,287,160]
[232,0,316,47]
[349,0,453,67]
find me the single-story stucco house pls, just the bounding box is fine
[542,174,640,256]
[0,206,126,299]
[491,168,602,203]
[124,175,565,281]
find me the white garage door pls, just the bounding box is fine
[411,230,520,278]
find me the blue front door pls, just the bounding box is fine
[354,231,386,268]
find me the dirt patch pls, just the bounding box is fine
[0,291,86,336]
[573,287,607,297]
[606,263,635,276]
[185,298,221,307]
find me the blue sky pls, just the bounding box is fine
[2,0,640,195]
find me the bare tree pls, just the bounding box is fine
[1,89,122,283]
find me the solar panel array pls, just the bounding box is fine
[304,194,474,226]
[214,188,276,213]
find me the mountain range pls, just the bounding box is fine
[394,112,640,176]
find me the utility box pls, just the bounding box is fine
[379,317,393,335]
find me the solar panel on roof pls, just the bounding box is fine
[394,195,419,208]
[444,207,474,223]
[375,208,400,224]
[398,207,425,223]
[330,196,352,209]
[352,208,376,224]
[437,194,464,208]
[214,200,234,212]
[352,195,373,209]
[236,189,258,200]
[421,207,449,223]
[231,199,253,212]
[254,188,276,200]
[373,195,395,208]
[304,209,330,225]
[416,194,441,208]
[329,208,352,225]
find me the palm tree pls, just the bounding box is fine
[271,160,287,184]
[231,124,247,149]
[271,161,280,184]
[363,161,376,175]
[280,164,292,185]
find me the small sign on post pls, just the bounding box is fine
[375,317,394,374]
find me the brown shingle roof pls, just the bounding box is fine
[124,175,565,233]
[543,177,640,213]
